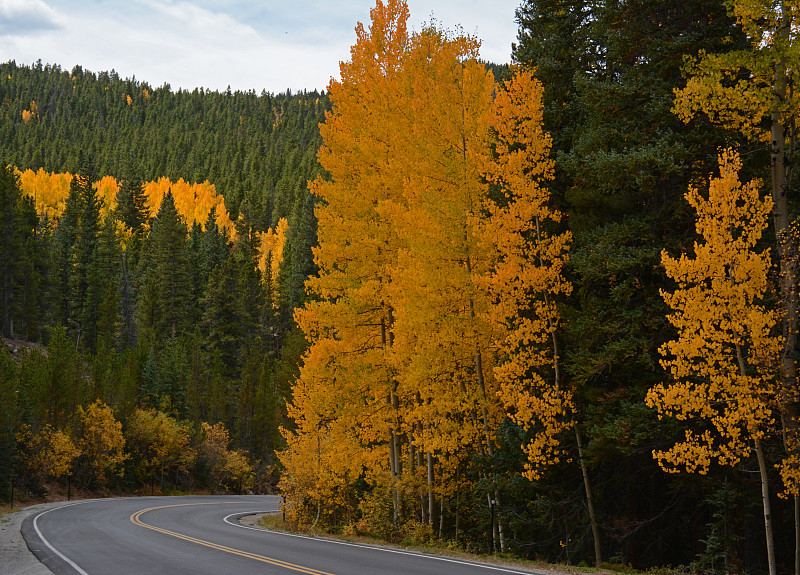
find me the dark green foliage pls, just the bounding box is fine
[277,190,317,329]
[0,347,18,502]
[510,0,758,568]
[116,159,148,233]
[0,60,329,230]
[91,215,122,352]
[136,191,195,341]
[0,165,46,340]
[63,157,102,350]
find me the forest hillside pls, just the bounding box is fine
[4,0,800,573]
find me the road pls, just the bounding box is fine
[21,495,541,574]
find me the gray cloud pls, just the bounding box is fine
[0,0,62,35]
[0,1,519,93]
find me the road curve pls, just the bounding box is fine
[22,495,541,575]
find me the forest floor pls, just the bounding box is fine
[244,513,616,575]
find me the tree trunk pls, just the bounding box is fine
[771,11,800,568]
[576,427,602,566]
[492,490,507,552]
[755,438,778,575]
[382,312,401,529]
[426,448,434,526]
[795,495,799,575]
[439,497,444,539]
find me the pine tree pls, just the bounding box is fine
[92,214,122,352]
[136,190,194,342]
[66,157,101,349]
[0,164,22,337]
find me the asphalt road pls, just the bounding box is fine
[21,495,541,575]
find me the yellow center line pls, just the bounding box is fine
[130,502,335,575]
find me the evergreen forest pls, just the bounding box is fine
[3,0,800,573]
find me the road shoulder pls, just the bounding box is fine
[236,513,584,575]
[1,502,64,575]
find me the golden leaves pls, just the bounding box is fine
[15,168,235,239]
[673,1,800,143]
[647,149,781,474]
[481,68,572,480]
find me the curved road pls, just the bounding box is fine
[22,495,539,574]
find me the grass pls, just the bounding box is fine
[253,514,610,575]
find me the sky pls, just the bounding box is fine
[0,0,522,94]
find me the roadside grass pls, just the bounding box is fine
[253,514,618,575]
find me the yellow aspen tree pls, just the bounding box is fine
[15,169,234,237]
[646,149,781,575]
[144,178,234,236]
[674,13,800,561]
[126,408,193,492]
[283,0,412,528]
[383,24,504,539]
[17,423,81,484]
[78,400,128,487]
[16,168,72,222]
[95,175,119,218]
[477,67,601,562]
[483,68,568,479]
[257,217,287,282]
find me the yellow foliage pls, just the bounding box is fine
[144,177,235,235]
[14,168,234,237]
[16,167,72,222]
[126,408,194,484]
[257,217,287,283]
[222,449,254,492]
[481,68,572,481]
[17,423,80,482]
[95,175,119,218]
[78,400,128,486]
[200,421,255,492]
[673,1,800,144]
[283,0,516,526]
[645,149,781,474]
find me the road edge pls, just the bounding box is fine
[1,501,65,575]
[234,513,564,575]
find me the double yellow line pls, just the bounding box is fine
[130,503,334,575]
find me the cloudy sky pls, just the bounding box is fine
[0,0,522,93]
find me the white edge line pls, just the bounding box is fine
[222,511,538,575]
[32,500,104,575]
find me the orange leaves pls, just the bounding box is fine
[78,400,128,486]
[257,217,287,282]
[16,423,80,482]
[143,177,234,234]
[285,3,573,530]
[646,149,781,473]
[21,99,38,124]
[16,167,72,221]
[480,69,572,481]
[16,168,235,238]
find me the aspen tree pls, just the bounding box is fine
[646,149,781,575]
[78,400,128,487]
[386,25,501,536]
[481,69,590,559]
[674,10,800,561]
[284,0,411,527]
